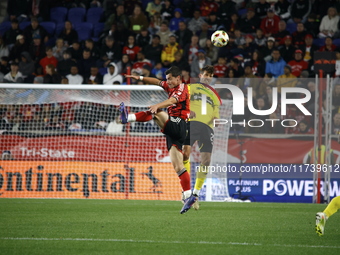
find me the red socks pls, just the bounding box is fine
[135,111,153,122]
[178,170,191,191]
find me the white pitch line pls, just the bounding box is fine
[0,237,339,249]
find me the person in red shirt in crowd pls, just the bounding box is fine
[214,56,228,78]
[292,22,307,47]
[319,37,337,52]
[183,35,199,64]
[260,9,280,37]
[288,49,309,77]
[131,51,152,75]
[39,47,58,75]
[294,120,314,134]
[122,35,141,62]
[274,20,291,46]
[200,0,218,17]
[181,67,190,84]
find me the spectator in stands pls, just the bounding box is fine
[230,58,244,78]
[78,49,96,78]
[332,113,340,134]
[171,51,190,72]
[182,67,191,83]
[9,35,28,62]
[23,17,49,44]
[239,8,261,34]
[318,7,339,38]
[265,48,286,78]
[333,84,340,108]
[292,22,307,47]
[18,51,34,82]
[0,37,9,59]
[288,49,309,77]
[28,34,46,64]
[129,5,149,33]
[237,64,260,94]
[261,9,280,38]
[205,39,218,64]
[3,61,23,83]
[43,64,61,84]
[103,63,123,85]
[99,36,122,67]
[116,54,133,77]
[6,0,30,23]
[141,64,156,81]
[68,41,82,61]
[274,0,291,21]
[261,37,275,62]
[246,50,266,77]
[58,50,77,77]
[45,112,65,130]
[179,0,196,19]
[200,0,218,17]
[52,38,67,62]
[84,39,99,59]
[273,20,290,46]
[255,0,271,19]
[300,34,317,63]
[136,28,152,50]
[206,12,221,32]
[214,57,228,78]
[122,35,140,62]
[85,66,103,84]
[170,8,185,32]
[183,35,199,64]
[1,56,10,76]
[59,21,78,47]
[143,34,163,65]
[217,0,236,22]
[294,120,314,134]
[279,35,295,63]
[289,0,311,24]
[226,68,237,84]
[188,10,206,34]
[277,65,297,93]
[105,4,130,31]
[152,62,166,79]
[66,65,83,85]
[304,13,320,38]
[146,0,162,17]
[3,19,22,49]
[197,22,212,48]
[39,47,58,75]
[24,112,45,131]
[191,49,211,77]
[254,28,266,49]
[132,51,152,75]
[266,112,285,134]
[160,0,174,21]
[319,36,337,51]
[175,22,192,49]
[156,21,171,46]
[225,12,239,37]
[161,34,182,67]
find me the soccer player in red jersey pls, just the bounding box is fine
[123,66,196,214]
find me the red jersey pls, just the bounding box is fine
[214,64,228,78]
[287,60,309,77]
[200,0,218,16]
[122,45,140,61]
[160,81,190,121]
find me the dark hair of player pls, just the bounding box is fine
[201,65,214,75]
[165,66,182,78]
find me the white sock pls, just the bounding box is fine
[193,189,200,196]
[127,114,136,122]
[183,190,192,199]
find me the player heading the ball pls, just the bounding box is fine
[122,66,197,214]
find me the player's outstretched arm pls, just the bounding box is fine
[125,75,161,86]
[149,97,177,113]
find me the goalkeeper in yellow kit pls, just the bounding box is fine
[182,65,222,209]
[315,133,340,236]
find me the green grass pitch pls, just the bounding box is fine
[0,199,339,255]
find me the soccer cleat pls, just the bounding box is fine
[315,212,327,236]
[192,197,199,210]
[119,102,128,124]
[180,195,198,214]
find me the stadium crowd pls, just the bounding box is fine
[0,0,340,135]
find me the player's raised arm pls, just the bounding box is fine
[125,74,162,86]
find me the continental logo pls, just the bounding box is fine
[314,59,336,64]
[0,162,180,200]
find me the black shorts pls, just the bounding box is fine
[184,121,214,153]
[162,116,187,152]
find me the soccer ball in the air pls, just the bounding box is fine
[211,30,229,47]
